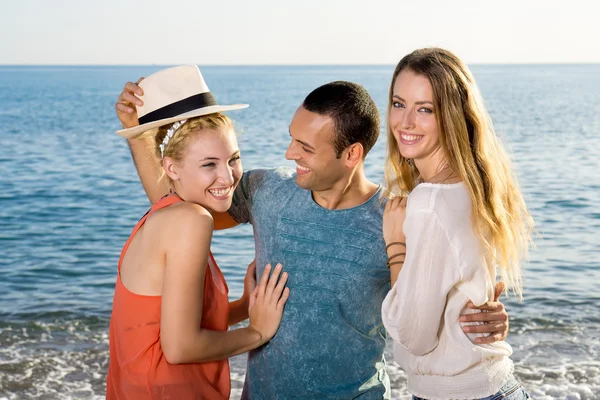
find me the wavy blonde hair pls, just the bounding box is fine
[384,48,533,298]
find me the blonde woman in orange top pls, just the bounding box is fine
[107,65,290,399]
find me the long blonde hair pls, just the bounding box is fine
[384,48,533,298]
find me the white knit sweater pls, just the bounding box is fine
[381,182,513,399]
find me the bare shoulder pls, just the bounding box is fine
[154,202,214,239]
[166,201,213,220]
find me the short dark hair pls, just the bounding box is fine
[303,81,380,158]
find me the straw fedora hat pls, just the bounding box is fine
[116,65,248,139]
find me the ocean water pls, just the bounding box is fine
[0,64,599,400]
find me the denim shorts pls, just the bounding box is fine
[411,375,530,400]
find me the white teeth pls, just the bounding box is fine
[297,165,311,171]
[401,133,421,141]
[209,187,232,197]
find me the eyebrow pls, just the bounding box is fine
[288,128,316,150]
[198,150,240,162]
[392,95,434,106]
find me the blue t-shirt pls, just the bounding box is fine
[229,168,391,399]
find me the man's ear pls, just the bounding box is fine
[163,157,180,181]
[344,143,364,168]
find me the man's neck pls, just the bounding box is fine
[311,168,378,210]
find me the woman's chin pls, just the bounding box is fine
[206,198,233,214]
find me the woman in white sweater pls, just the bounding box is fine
[381,48,533,400]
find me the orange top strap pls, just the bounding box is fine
[117,194,182,273]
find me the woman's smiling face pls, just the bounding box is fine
[166,126,242,213]
[389,69,441,164]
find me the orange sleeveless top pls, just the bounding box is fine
[106,195,230,399]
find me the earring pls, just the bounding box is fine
[405,158,414,167]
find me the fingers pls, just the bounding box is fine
[247,259,257,277]
[245,260,257,292]
[126,80,144,96]
[264,264,283,301]
[460,310,507,323]
[387,197,406,211]
[273,269,288,299]
[248,286,258,310]
[255,263,289,304]
[466,301,505,313]
[257,264,271,298]
[252,261,289,307]
[115,102,135,114]
[462,321,507,334]
[115,80,144,115]
[494,281,505,301]
[119,90,143,107]
[277,287,290,312]
[384,197,403,214]
[474,333,505,345]
[385,199,392,213]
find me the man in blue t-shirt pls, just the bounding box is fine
[117,78,510,399]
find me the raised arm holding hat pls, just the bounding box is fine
[107,65,289,400]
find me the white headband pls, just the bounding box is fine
[159,119,187,158]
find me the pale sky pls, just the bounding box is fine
[1,0,598,65]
